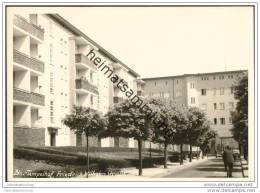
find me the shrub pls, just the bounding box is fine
[14,147,130,172]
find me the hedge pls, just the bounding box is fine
[14,147,131,172]
[36,146,171,154]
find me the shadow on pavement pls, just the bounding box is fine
[195,167,241,173]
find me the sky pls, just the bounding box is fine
[59,6,253,78]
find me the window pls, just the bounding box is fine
[65,93,68,108]
[50,101,54,123]
[49,44,53,66]
[165,81,168,85]
[201,77,209,81]
[214,118,217,125]
[201,104,207,111]
[229,117,233,124]
[90,95,94,106]
[60,92,64,107]
[64,41,67,55]
[190,82,195,88]
[228,75,233,79]
[220,88,225,95]
[220,103,225,110]
[229,102,234,110]
[176,80,179,84]
[219,75,225,80]
[201,89,207,96]
[154,82,157,86]
[213,103,217,110]
[90,72,93,82]
[220,118,225,125]
[213,76,216,80]
[50,72,54,94]
[49,21,54,37]
[191,97,195,104]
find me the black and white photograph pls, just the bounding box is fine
[1,1,258,192]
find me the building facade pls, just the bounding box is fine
[142,70,247,151]
[9,13,140,148]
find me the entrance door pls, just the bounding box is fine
[50,133,56,146]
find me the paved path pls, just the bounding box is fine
[162,157,243,178]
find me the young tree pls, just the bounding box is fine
[231,74,248,160]
[151,99,187,168]
[198,129,218,158]
[62,106,107,178]
[171,105,189,165]
[186,107,209,162]
[105,100,153,176]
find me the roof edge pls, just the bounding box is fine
[142,70,248,80]
[47,14,140,77]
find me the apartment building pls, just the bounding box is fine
[9,13,140,148]
[142,70,247,151]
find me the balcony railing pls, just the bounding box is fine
[113,96,124,104]
[13,87,45,106]
[13,15,44,40]
[75,79,99,94]
[13,49,44,73]
[75,54,97,70]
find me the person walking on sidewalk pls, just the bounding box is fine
[223,146,235,177]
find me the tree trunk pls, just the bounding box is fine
[138,139,143,176]
[180,144,183,165]
[149,141,152,167]
[86,134,89,178]
[189,143,192,162]
[164,142,168,168]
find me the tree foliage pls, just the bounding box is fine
[231,74,248,158]
[186,107,210,162]
[150,99,188,168]
[198,129,218,157]
[63,106,107,136]
[62,106,107,177]
[105,99,153,175]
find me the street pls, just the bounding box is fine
[162,157,243,178]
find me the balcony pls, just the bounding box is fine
[14,49,44,73]
[13,87,45,106]
[113,96,124,104]
[75,54,97,70]
[75,79,99,95]
[13,15,44,41]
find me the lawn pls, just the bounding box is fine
[13,146,181,178]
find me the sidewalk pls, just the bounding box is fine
[75,156,247,178]
[77,157,209,178]
[240,157,248,178]
[123,157,209,178]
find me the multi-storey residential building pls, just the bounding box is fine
[8,13,140,148]
[142,70,247,152]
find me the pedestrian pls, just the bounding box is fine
[222,149,227,171]
[223,146,235,177]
